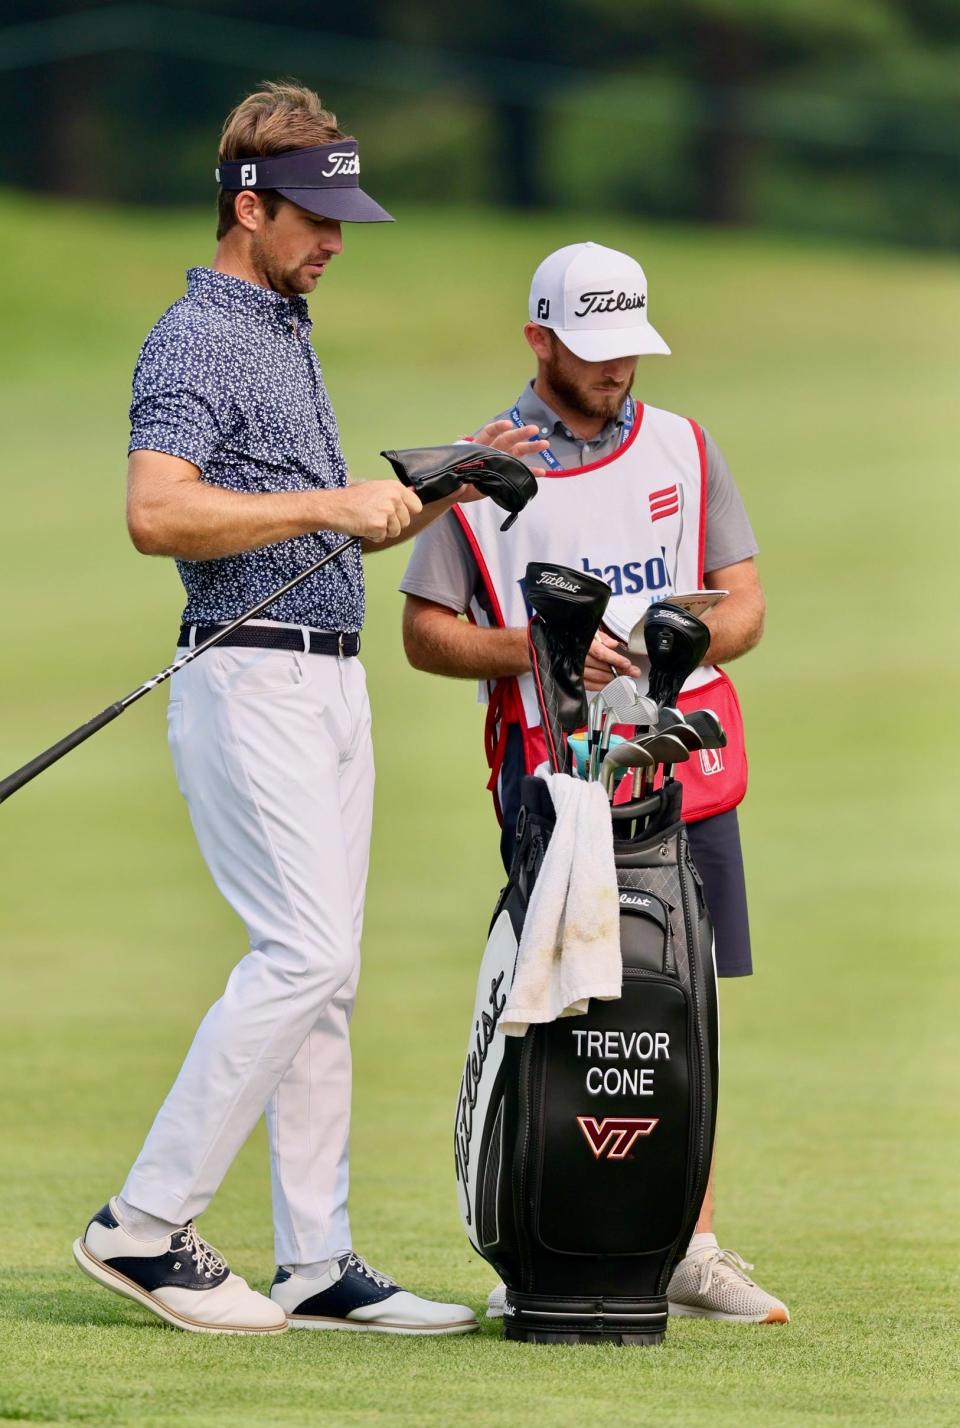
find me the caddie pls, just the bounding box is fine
[72,80,529,1338]
[400,241,790,1325]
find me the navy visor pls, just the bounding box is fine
[215,140,393,223]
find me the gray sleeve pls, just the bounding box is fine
[702,427,760,574]
[399,511,479,613]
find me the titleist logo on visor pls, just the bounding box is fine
[321,150,360,177]
[574,289,646,318]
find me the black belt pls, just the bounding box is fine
[178,624,360,657]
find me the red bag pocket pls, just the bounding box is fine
[610,670,748,822]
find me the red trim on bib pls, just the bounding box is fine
[454,506,536,818]
[452,509,509,627]
[688,418,707,585]
[534,403,645,479]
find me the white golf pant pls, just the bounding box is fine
[121,640,373,1266]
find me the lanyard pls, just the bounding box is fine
[510,395,634,471]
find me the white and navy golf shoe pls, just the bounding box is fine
[72,1200,287,1335]
[271,1254,478,1335]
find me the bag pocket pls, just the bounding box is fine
[529,974,693,1257]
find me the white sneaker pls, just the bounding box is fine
[486,1281,506,1319]
[271,1254,478,1336]
[667,1246,790,1324]
[73,1200,287,1335]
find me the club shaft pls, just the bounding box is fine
[0,536,358,806]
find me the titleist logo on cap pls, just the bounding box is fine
[527,243,671,359]
[574,289,647,318]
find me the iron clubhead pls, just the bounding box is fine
[682,708,727,749]
[655,722,704,753]
[600,739,656,798]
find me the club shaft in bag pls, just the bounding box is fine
[0,536,359,806]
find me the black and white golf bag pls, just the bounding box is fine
[454,776,719,1345]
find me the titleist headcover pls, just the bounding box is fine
[525,562,611,770]
[643,602,711,707]
[380,444,538,531]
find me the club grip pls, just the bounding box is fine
[0,703,125,805]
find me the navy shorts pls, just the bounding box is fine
[498,726,753,978]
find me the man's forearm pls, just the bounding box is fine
[129,480,335,560]
[700,560,765,666]
[403,599,529,679]
[702,592,765,664]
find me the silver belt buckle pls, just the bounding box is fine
[338,632,347,658]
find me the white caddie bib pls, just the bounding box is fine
[457,403,716,730]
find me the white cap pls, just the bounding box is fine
[528,241,671,361]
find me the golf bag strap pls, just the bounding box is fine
[483,679,547,822]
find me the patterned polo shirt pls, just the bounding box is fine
[128,266,364,631]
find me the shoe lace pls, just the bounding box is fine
[344,1253,394,1290]
[694,1248,756,1296]
[174,1223,226,1279]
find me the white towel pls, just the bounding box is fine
[500,772,621,1037]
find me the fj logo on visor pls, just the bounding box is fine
[240,163,257,186]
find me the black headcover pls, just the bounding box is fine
[380,443,537,531]
[643,602,711,707]
[525,562,611,771]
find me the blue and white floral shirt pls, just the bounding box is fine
[129,266,364,631]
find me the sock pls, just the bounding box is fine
[685,1231,719,1258]
[115,1195,183,1243]
[282,1257,339,1280]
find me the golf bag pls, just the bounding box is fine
[454,776,719,1345]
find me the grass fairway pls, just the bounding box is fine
[0,191,958,1427]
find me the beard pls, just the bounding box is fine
[249,234,314,297]
[543,348,634,422]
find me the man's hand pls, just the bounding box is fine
[330,481,422,542]
[583,628,642,693]
[453,420,549,499]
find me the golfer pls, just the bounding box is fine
[72,81,526,1337]
[401,241,790,1325]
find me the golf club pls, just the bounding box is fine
[0,443,539,806]
[630,722,702,799]
[592,680,658,780]
[600,739,656,799]
[0,535,361,807]
[682,708,727,749]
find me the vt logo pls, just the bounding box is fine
[576,1116,659,1159]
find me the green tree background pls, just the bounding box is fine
[1,0,959,247]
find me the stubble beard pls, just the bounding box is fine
[543,349,632,423]
[249,233,314,297]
